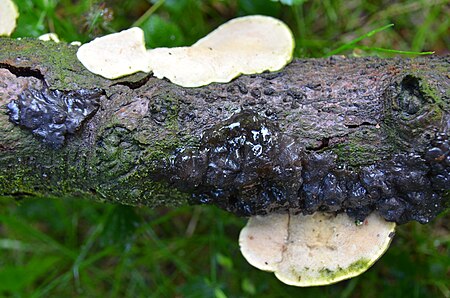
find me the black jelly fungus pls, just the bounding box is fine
[7,87,102,148]
[164,110,449,224]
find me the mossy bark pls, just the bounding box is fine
[0,38,449,223]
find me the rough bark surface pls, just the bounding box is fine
[0,38,449,224]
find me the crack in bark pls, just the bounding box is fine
[306,137,330,151]
[0,63,46,82]
[344,122,377,129]
[280,212,291,266]
[110,73,153,90]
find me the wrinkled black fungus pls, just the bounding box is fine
[164,110,449,224]
[263,88,275,96]
[7,87,102,148]
[250,88,261,98]
[166,111,303,215]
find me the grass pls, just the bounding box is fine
[0,198,448,297]
[2,0,449,297]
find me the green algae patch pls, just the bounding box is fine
[0,37,149,91]
[333,128,390,166]
[317,258,371,283]
[0,37,106,90]
[277,258,371,287]
[333,142,382,166]
[91,162,191,208]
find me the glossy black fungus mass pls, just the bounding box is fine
[166,111,449,224]
[168,111,303,215]
[7,87,102,148]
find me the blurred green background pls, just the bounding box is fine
[2,0,449,297]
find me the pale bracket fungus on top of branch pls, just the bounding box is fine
[76,15,294,87]
[147,15,295,87]
[76,27,151,80]
[0,0,19,37]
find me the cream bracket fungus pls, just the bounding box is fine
[77,15,294,86]
[147,15,295,87]
[38,33,61,43]
[76,27,151,79]
[0,0,19,36]
[193,15,294,74]
[239,212,396,287]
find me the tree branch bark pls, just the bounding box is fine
[0,38,449,224]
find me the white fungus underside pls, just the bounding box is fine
[239,212,395,287]
[76,27,150,79]
[0,0,19,37]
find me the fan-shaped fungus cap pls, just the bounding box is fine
[147,15,294,87]
[146,46,236,87]
[239,212,396,287]
[0,0,19,37]
[76,27,150,79]
[194,15,294,75]
[77,15,294,86]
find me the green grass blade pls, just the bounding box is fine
[0,215,76,259]
[326,24,394,56]
[132,0,166,27]
[358,46,435,55]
